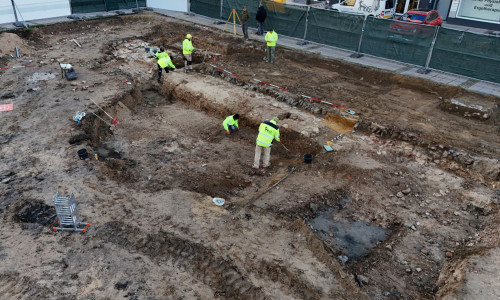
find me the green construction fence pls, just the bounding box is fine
[70,0,146,14]
[431,28,500,83]
[191,1,500,83]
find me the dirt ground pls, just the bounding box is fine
[0,11,499,300]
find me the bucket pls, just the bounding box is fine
[77,149,89,160]
[303,153,313,163]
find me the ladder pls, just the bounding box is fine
[52,193,90,233]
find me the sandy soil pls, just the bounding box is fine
[0,11,499,300]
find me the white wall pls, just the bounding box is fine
[0,0,71,25]
[148,0,188,12]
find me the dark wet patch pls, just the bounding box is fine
[310,208,390,259]
[13,200,56,226]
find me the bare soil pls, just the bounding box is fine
[0,11,499,300]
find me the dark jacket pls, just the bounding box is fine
[256,6,267,23]
[241,10,250,22]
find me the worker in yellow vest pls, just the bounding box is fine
[265,29,278,63]
[223,114,240,135]
[154,46,176,83]
[253,117,280,169]
[182,34,195,73]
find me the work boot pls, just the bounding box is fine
[157,77,161,83]
[185,69,189,73]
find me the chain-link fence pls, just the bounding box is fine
[190,0,500,84]
[70,0,146,14]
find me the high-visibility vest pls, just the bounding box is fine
[265,31,278,47]
[183,39,194,54]
[158,54,175,69]
[155,51,169,60]
[256,120,280,147]
[222,115,239,131]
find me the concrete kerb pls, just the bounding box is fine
[153,8,500,98]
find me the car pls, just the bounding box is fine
[388,9,442,43]
[397,9,443,26]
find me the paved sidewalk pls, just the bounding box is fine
[155,9,500,98]
[2,8,499,98]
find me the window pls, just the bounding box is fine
[385,0,394,9]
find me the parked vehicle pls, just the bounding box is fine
[388,9,442,43]
[329,0,397,19]
[397,9,443,26]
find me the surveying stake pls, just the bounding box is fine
[52,193,90,233]
[223,9,241,35]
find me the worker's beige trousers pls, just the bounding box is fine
[253,144,271,168]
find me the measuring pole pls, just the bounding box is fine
[351,15,368,58]
[136,0,139,9]
[233,9,236,35]
[418,26,440,74]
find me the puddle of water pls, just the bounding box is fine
[310,208,390,260]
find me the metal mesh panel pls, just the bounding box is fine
[430,28,500,83]
[361,17,435,66]
[190,0,222,19]
[308,8,363,51]
[221,0,307,39]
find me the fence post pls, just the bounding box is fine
[418,26,440,74]
[297,6,310,46]
[351,15,368,58]
[220,0,223,19]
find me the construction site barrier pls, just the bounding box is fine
[70,0,146,14]
[190,0,500,84]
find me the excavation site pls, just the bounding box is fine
[0,11,499,300]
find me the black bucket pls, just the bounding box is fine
[303,153,313,163]
[77,149,89,160]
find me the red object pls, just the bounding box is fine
[389,10,442,42]
[82,229,86,233]
[112,118,119,125]
[53,227,57,232]
[400,9,443,26]
[0,64,36,70]
[212,65,241,78]
[0,103,13,112]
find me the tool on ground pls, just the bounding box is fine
[346,109,356,115]
[253,79,289,91]
[301,95,344,108]
[209,64,241,78]
[245,166,298,206]
[72,39,81,47]
[15,47,20,58]
[323,145,334,152]
[52,192,90,233]
[223,8,242,35]
[89,98,119,128]
[0,64,36,70]
[94,150,98,160]
[59,63,77,80]
[279,142,289,152]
